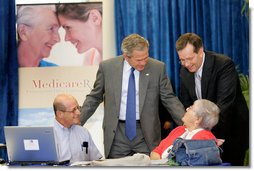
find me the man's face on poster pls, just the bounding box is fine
[19,8,60,59]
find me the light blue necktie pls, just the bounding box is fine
[125,67,136,141]
[195,73,202,99]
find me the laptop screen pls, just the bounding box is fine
[4,126,61,165]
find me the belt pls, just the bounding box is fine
[119,120,140,123]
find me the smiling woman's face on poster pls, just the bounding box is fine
[57,4,102,53]
[16,2,103,67]
[17,5,61,67]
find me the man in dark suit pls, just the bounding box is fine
[176,33,249,166]
[80,33,185,159]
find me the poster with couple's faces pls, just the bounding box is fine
[17,2,103,67]
[17,1,103,133]
[18,1,105,156]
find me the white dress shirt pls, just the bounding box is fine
[119,60,140,120]
[195,52,205,99]
[53,120,102,163]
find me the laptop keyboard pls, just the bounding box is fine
[8,160,70,166]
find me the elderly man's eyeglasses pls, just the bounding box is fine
[59,106,81,113]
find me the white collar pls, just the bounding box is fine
[181,128,204,139]
[195,52,205,78]
[124,59,133,71]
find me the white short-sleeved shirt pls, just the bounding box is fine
[54,120,102,163]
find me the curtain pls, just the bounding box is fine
[114,0,249,94]
[0,0,19,161]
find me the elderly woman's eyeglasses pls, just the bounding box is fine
[186,106,194,112]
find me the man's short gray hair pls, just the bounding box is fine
[192,99,220,130]
[121,33,149,57]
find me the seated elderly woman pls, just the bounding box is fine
[150,99,221,160]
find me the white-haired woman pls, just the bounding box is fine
[17,5,60,67]
[150,99,222,160]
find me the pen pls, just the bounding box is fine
[82,142,88,154]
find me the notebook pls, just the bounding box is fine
[4,126,68,166]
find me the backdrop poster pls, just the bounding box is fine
[17,2,104,155]
[18,67,99,125]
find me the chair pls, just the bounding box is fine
[0,143,6,164]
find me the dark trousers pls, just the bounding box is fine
[221,141,247,166]
[108,121,150,159]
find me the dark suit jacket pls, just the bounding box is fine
[179,51,249,164]
[80,56,185,158]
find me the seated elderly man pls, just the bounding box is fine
[150,99,221,160]
[53,93,102,163]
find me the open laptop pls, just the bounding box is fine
[4,126,69,166]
